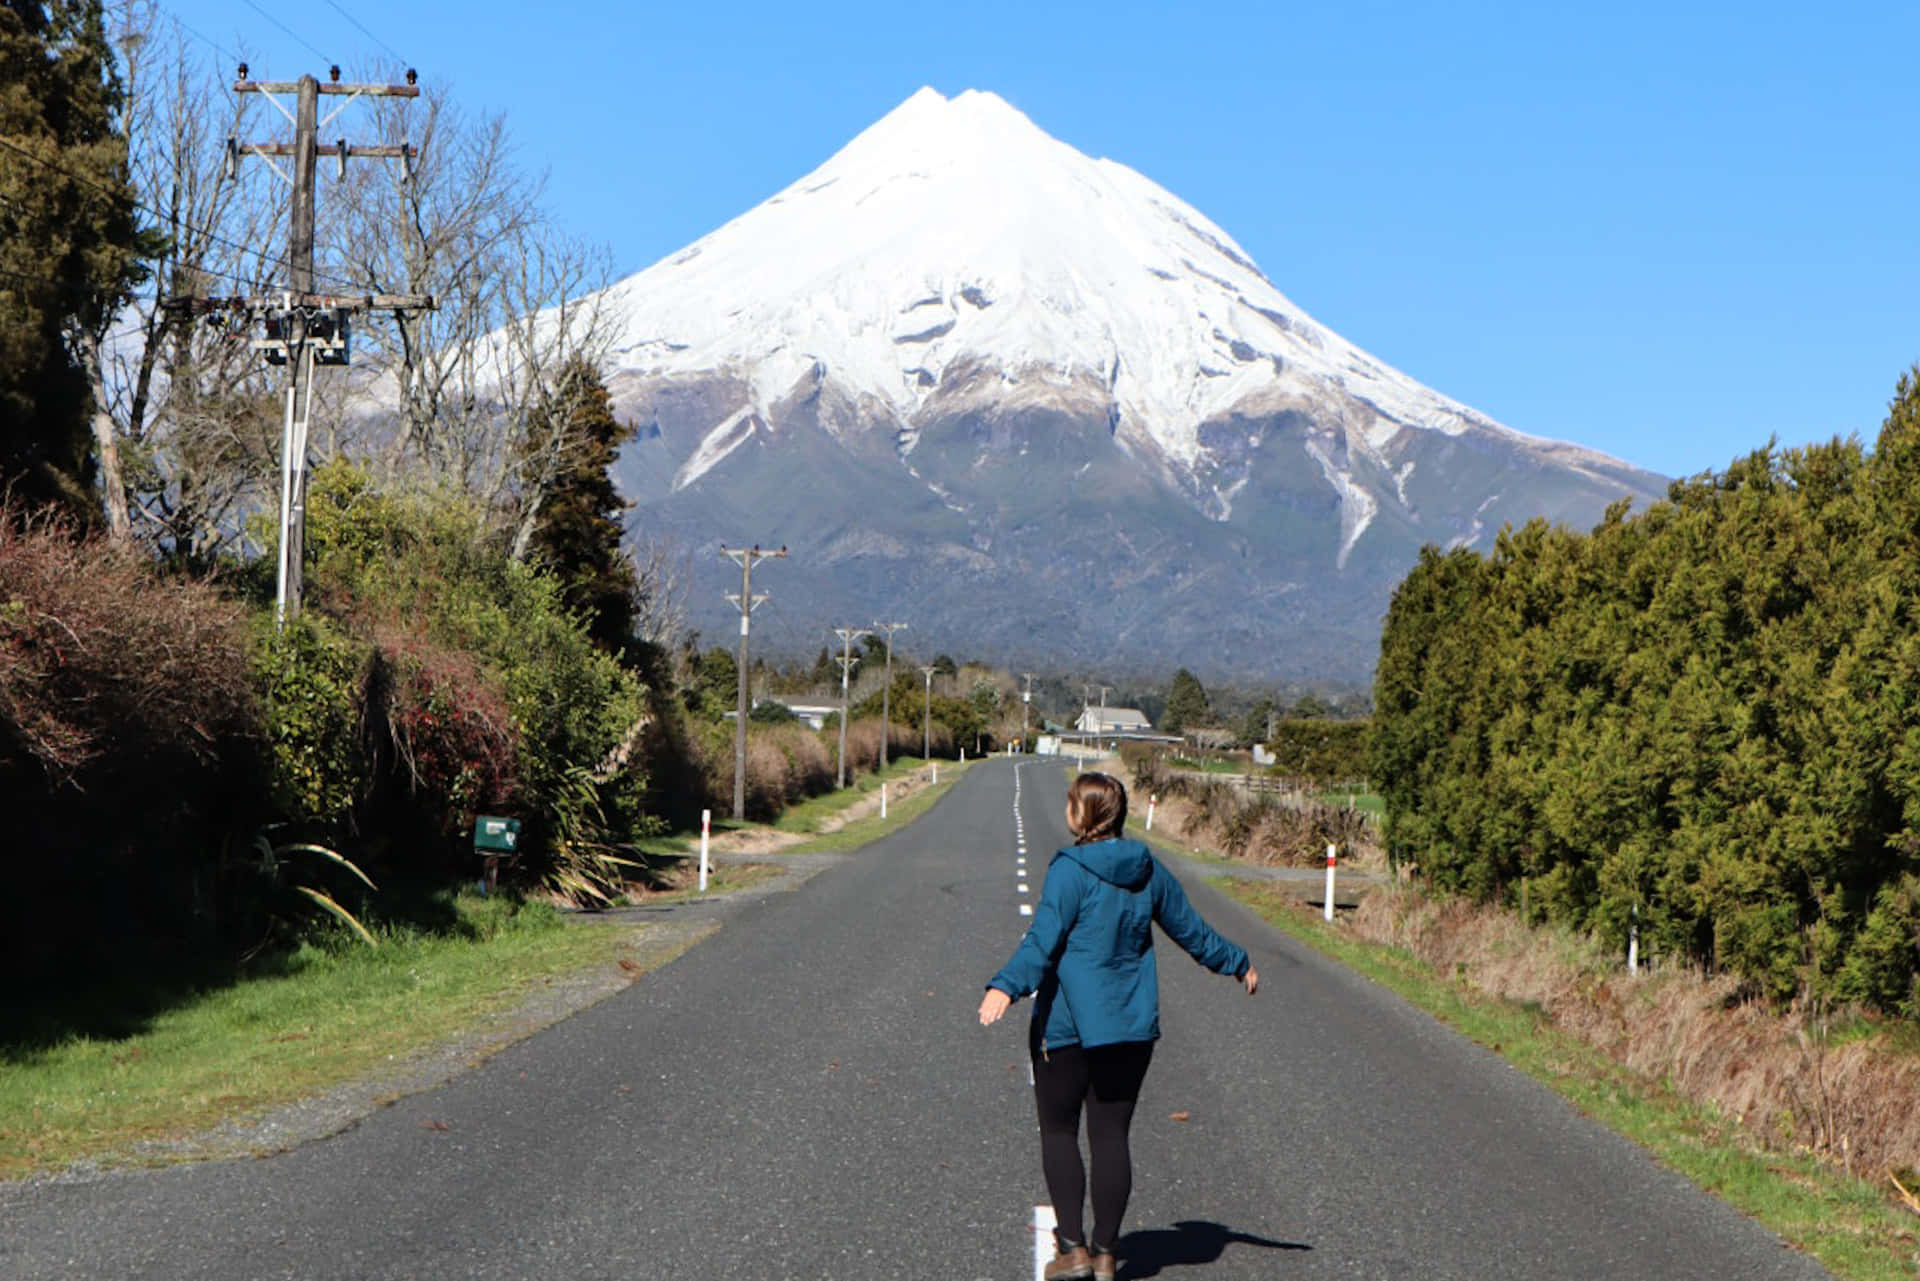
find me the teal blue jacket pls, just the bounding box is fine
[988,838,1249,1051]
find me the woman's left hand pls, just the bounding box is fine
[978,988,1012,1025]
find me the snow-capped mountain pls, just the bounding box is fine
[600,88,1665,680]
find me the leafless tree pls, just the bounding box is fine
[626,529,692,649]
[93,26,625,571]
[95,3,285,562]
[324,83,616,536]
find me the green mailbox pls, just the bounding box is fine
[473,815,521,855]
[474,816,520,895]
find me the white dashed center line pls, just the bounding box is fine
[1032,1204,1056,1281]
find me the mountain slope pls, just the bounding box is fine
[599,88,1666,681]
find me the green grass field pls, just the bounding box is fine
[0,894,696,1181]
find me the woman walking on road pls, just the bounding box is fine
[979,772,1259,1281]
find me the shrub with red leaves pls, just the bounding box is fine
[360,625,521,859]
[0,505,254,791]
[1,503,260,980]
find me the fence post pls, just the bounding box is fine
[1323,843,1337,922]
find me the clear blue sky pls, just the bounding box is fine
[162,0,1919,480]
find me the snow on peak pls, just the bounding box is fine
[601,87,1511,475]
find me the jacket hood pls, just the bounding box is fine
[1061,837,1153,891]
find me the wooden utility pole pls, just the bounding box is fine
[167,65,431,626]
[920,664,937,761]
[871,621,907,769]
[720,543,787,821]
[833,626,871,788]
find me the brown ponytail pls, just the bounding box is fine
[1066,772,1128,843]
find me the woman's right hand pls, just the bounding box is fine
[1240,967,1260,996]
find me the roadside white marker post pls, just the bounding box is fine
[932,761,938,785]
[1323,843,1337,922]
[699,809,711,893]
[1628,903,1640,975]
[1146,794,1157,831]
[881,783,888,819]
[961,748,966,763]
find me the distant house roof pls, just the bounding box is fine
[1075,707,1152,732]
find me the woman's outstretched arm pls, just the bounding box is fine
[979,856,1083,1021]
[1149,858,1251,979]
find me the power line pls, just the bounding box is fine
[0,265,227,351]
[318,0,409,67]
[0,133,362,295]
[159,10,244,68]
[235,0,333,66]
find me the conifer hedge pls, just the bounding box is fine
[1373,369,1920,1012]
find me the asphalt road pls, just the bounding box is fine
[2,759,1831,1280]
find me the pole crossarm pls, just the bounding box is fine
[240,142,417,159]
[236,80,420,97]
[163,292,436,315]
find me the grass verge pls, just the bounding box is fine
[0,894,688,1181]
[787,757,974,852]
[772,756,951,834]
[1221,881,1920,1281]
[623,860,786,904]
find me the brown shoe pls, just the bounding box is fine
[1043,1243,1092,1280]
[1089,1249,1117,1281]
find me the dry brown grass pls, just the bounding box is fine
[836,718,939,777]
[1115,754,1383,870]
[1349,886,1920,1178]
[692,718,946,825]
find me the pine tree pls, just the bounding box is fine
[1161,668,1209,733]
[0,0,145,518]
[515,357,638,654]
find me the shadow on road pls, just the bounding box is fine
[1117,1219,1310,1278]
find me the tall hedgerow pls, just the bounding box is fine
[1374,368,1920,1012]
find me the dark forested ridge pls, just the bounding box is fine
[1373,368,1920,1012]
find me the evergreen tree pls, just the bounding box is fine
[516,357,638,654]
[1368,372,1920,1012]
[693,647,737,718]
[1238,697,1277,746]
[1290,693,1330,719]
[1161,668,1210,733]
[0,0,144,517]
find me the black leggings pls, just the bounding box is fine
[1031,1040,1154,1250]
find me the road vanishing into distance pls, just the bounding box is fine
[2,760,1831,1280]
